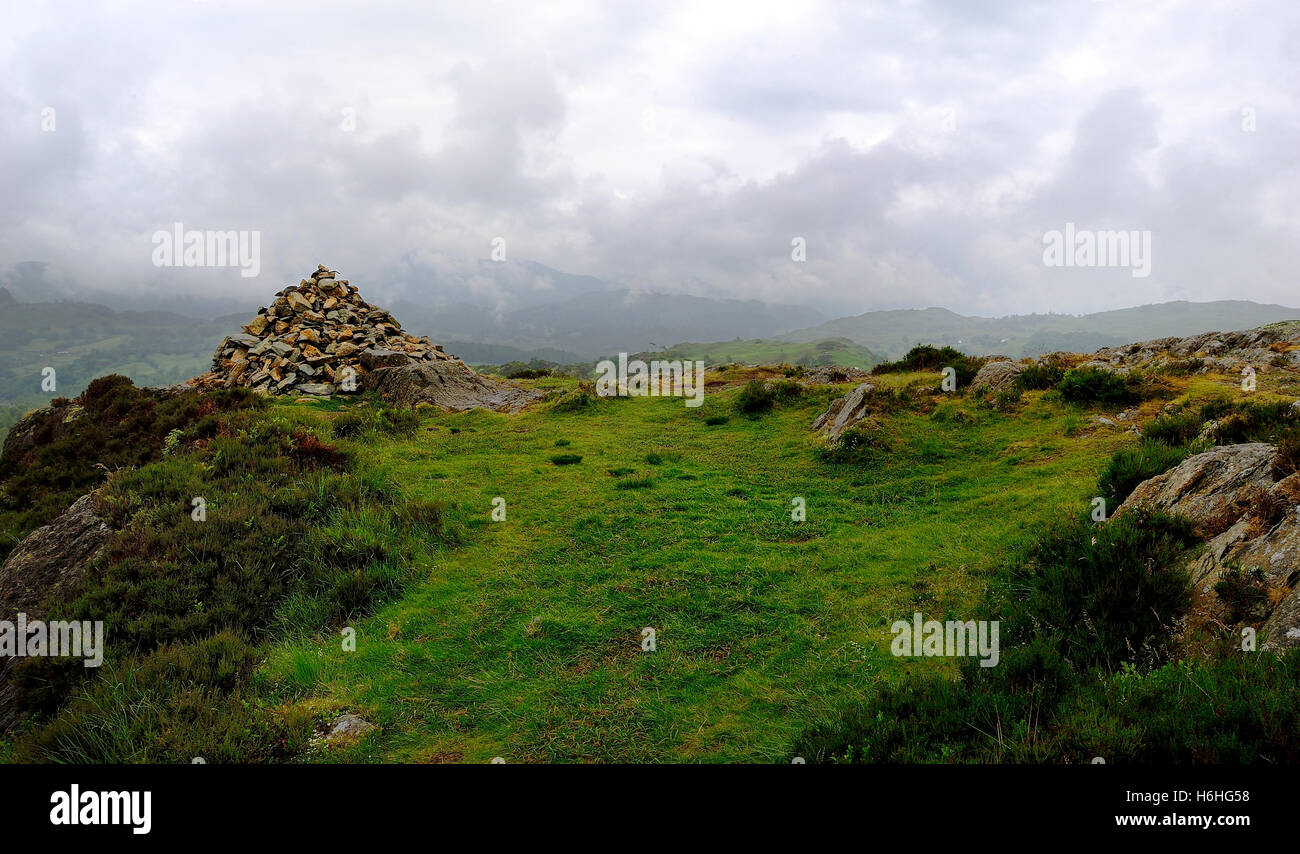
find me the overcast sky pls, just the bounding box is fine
[2,0,1297,317]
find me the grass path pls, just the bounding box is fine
[259,378,1132,762]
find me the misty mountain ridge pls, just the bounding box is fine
[781,300,1300,360]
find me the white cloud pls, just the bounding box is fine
[0,0,1297,317]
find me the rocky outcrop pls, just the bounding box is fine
[0,492,113,731]
[1051,321,1300,375]
[1117,443,1300,649]
[811,382,876,442]
[365,360,543,413]
[191,265,459,397]
[1116,443,1277,527]
[968,358,1025,393]
[0,493,112,618]
[801,365,872,385]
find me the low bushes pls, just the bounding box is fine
[795,509,1220,763]
[735,379,803,414]
[8,394,456,762]
[1056,367,1143,405]
[0,376,264,562]
[1014,358,1067,392]
[1097,440,1192,507]
[872,345,983,387]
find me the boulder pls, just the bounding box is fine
[1115,443,1277,528]
[0,493,112,619]
[811,382,876,443]
[1118,442,1300,647]
[800,365,872,385]
[365,360,543,413]
[968,359,1025,393]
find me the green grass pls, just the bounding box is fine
[252,376,1131,763]
[8,363,1281,764]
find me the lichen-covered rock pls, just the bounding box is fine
[1050,321,1300,375]
[1118,442,1300,647]
[1115,443,1277,527]
[0,493,112,619]
[800,365,872,385]
[1263,586,1300,650]
[968,358,1025,393]
[365,360,543,413]
[811,382,876,443]
[0,493,113,731]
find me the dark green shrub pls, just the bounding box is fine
[1015,359,1066,391]
[1143,410,1204,446]
[796,509,1202,763]
[15,631,312,764]
[1214,564,1271,624]
[0,377,263,562]
[998,509,1198,668]
[1276,430,1300,475]
[547,385,600,413]
[872,345,984,388]
[1057,367,1140,405]
[1214,399,1297,444]
[736,380,776,414]
[704,415,729,426]
[1097,440,1191,507]
[815,424,889,464]
[331,407,419,439]
[549,453,583,465]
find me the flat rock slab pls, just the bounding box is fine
[365,360,544,413]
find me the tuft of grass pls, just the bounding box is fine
[549,453,583,466]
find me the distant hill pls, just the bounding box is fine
[0,299,233,435]
[780,300,1300,360]
[644,337,881,369]
[444,340,587,366]
[391,289,825,358]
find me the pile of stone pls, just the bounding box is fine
[192,265,457,396]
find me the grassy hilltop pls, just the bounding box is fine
[1,352,1298,762]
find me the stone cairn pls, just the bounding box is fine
[193,265,457,396]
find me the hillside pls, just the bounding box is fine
[390,288,825,358]
[3,320,1298,763]
[645,337,880,370]
[0,292,236,434]
[782,300,1300,360]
